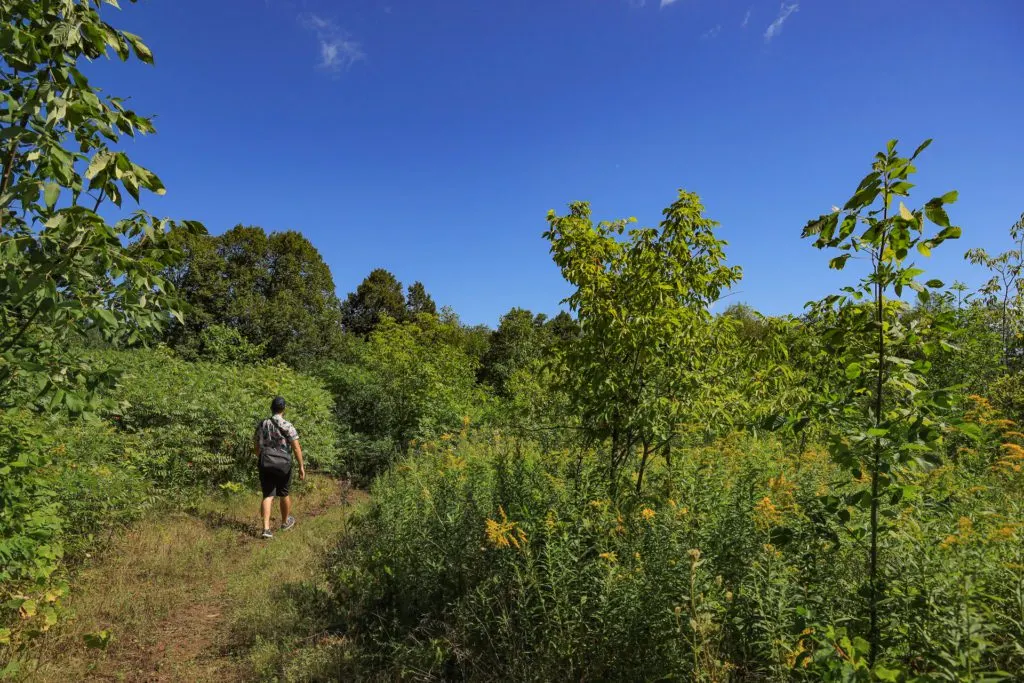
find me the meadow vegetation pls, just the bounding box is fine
[2,1,1023,681]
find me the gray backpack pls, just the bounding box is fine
[258,418,292,474]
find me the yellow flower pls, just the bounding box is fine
[988,525,1018,542]
[641,507,656,522]
[753,496,782,530]
[599,551,617,563]
[484,506,527,550]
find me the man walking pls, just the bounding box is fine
[254,396,306,539]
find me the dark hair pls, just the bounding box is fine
[271,396,286,414]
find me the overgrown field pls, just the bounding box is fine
[3,2,1024,680]
[0,349,340,668]
[309,429,1023,680]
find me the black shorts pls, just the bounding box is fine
[259,467,292,498]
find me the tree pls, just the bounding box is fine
[801,139,960,666]
[964,211,1024,368]
[0,0,202,414]
[166,226,343,368]
[406,281,437,316]
[320,315,483,480]
[340,268,407,336]
[544,311,579,344]
[480,307,545,395]
[544,190,742,494]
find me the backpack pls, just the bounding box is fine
[259,417,292,474]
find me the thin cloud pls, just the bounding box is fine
[299,13,365,73]
[660,0,679,8]
[741,8,751,28]
[764,2,798,42]
[701,24,721,39]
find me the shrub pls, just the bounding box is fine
[102,347,340,485]
[319,316,486,482]
[326,432,1024,680]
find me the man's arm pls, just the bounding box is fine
[292,440,306,480]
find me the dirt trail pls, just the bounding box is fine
[23,475,363,682]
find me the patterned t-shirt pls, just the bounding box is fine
[256,414,299,454]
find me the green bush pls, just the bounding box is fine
[319,316,486,482]
[327,433,1024,680]
[103,347,340,486]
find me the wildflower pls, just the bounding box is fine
[439,433,452,442]
[988,525,1018,542]
[599,551,617,563]
[725,591,733,602]
[753,496,782,530]
[484,506,527,550]
[641,507,656,522]
[668,499,677,509]
[634,552,642,561]
[687,548,701,562]
[545,510,556,532]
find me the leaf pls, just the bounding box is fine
[910,138,932,160]
[83,629,113,650]
[916,242,931,257]
[940,190,958,204]
[899,202,913,221]
[924,199,951,228]
[874,665,902,682]
[925,279,943,288]
[43,183,60,210]
[957,421,983,442]
[845,362,862,380]
[95,309,117,327]
[19,599,37,619]
[829,254,851,270]
[121,31,154,64]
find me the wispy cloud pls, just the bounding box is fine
[741,8,751,28]
[701,24,721,39]
[763,2,798,42]
[299,13,365,73]
[659,0,679,8]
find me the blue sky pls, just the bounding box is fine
[94,0,1024,327]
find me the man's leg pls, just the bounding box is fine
[280,495,291,525]
[261,496,274,530]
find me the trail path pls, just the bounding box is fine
[24,475,363,682]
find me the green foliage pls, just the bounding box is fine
[545,190,742,492]
[319,316,484,482]
[105,347,340,486]
[0,0,203,414]
[327,432,1024,680]
[340,268,409,337]
[479,307,547,396]
[166,226,343,368]
[176,323,265,365]
[0,412,62,589]
[801,139,962,665]
[964,212,1024,368]
[406,281,437,317]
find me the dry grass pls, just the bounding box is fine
[17,475,362,682]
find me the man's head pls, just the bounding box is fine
[271,396,286,415]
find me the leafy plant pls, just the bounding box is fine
[0,0,203,414]
[544,190,742,494]
[800,139,961,665]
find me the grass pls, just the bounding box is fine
[15,474,363,682]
